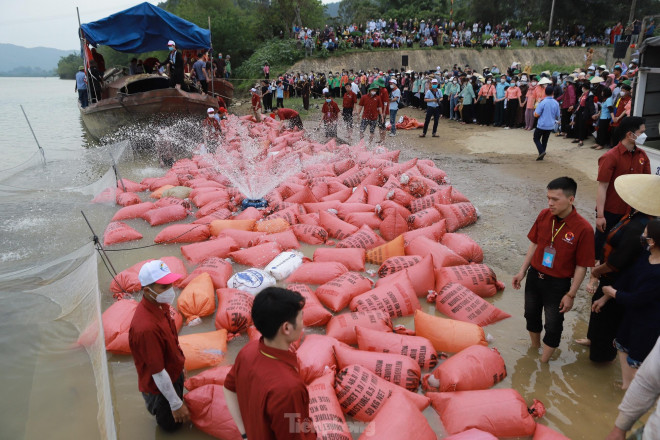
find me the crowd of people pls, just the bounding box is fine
[292,18,656,53]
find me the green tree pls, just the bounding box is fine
[57,53,83,79]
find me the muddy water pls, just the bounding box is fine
[0,86,639,439]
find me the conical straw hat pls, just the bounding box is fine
[614,174,660,216]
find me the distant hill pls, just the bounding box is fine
[0,43,77,76]
[325,1,340,18]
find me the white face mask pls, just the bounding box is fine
[531,81,537,86]
[634,132,647,146]
[154,287,176,304]
[487,80,492,84]
[500,79,505,83]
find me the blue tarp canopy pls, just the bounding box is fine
[80,2,210,53]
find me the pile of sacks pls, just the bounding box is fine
[93,115,568,439]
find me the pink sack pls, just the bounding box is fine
[441,232,484,263]
[313,247,366,272]
[143,204,188,226]
[435,202,478,232]
[103,221,143,246]
[350,274,420,318]
[287,284,332,326]
[307,373,353,439]
[358,392,436,440]
[286,261,348,285]
[184,385,242,440]
[291,223,328,244]
[356,326,438,370]
[215,288,254,333]
[334,345,421,391]
[326,311,392,345]
[180,257,233,289]
[378,256,422,278]
[180,236,239,265]
[434,264,506,298]
[297,334,347,384]
[336,224,387,250]
[229,241,282,268]
[405,236,467,267]
[316,272,374,312]
[422,345,506,392]
[184,365,233,391]
[154,224,210,243]
[111,202,155,221]
[429,283,511,327]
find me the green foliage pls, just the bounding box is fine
[235,39,304,80]
[57,53,83,79]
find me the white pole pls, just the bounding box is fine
[546,0,556,47]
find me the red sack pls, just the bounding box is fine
[287,284,332,326]
[336,224,387,250]
[430,283,511,326]
[285,186,318,204]
[407,207,441,230]
[180,257,233,289]
[422,345,506,392]
[307,373,352,439]
[116,191,141,207]
[409,186,453,213]
[229,241,282,268]
[264,207,298,226]
[376,200,411,220]
[304,200,341,214]
[103,221,143,246]
[358,392,436,440]
[366,184,389,205]
[209,219,256,236]
[286,261,348,285]
[336,202,375,219]
[533,424,571,440]
[326,311,392,345]
[350,274,420,318]
[143,204,188,226]
[118,178,147,192]
[319,210,359,239]
[441,232,484,263]
[344,212,382,230]
[233,206,263,221]
[216,229,265,248]
[356,326,438,370]
[177,273,216,323]
[184,365,233,391]
[193,209,232,225]
[321,187,351,202]
[296,213,321,226]
[315,272,374,312]
[405,236,468,267]
[184,384,242,440]
[192,189,229,207]
[416,163,448,184]
[112,202,155,221]
[154,224,210,243]
[297,334,347,384]
[334,345,421,391]
[180,236,239,264]
[428,389,545,437]
[255,229,300,250]
[435,265,506,298]
[443,429,498,440]
[378,255,422,278]
[313,247,366,272]
[435,202,478,232]
[379,212,409,242]
[414,310,488,354]
[402,219,447,245]
[215,288,254,333]
[291,223,328,244]
[334,365,429,422]
[451,187,471,203]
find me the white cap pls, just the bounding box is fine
[322,87,329,94]
[207,107,215,113]
[250,88,257,92]
[431,79,438,83]
[599,64,607,69]
[167,40,175,46]
[138,260,182,286]
[538,77,552,85]
[389,79,397,84]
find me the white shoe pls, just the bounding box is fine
[504,127,510,129]
[389,133,396,137]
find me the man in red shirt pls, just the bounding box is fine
[512,177,595,362]
[274,107,303,131]
[342,83,358,138]
[356,84,383,144]
[128,260,189,432]
[318,92,340,138]
[378,83,390,142]
[224,287,314,440]
[595,116,650,261]
[250,87,262,122]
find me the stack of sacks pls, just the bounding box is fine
[97,114,537,439]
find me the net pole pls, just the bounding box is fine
[81,210,119,277]
[108,152,126,192]
[19,105,46,166]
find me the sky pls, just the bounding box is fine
[0,0,337,51]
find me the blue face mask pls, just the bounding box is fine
[168,46,175,51]
[326,98,331,102]
[432,84,438,88]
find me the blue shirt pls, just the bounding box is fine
[75,71,87,90]
[277,85,284,98]
[600,96,614,120]
[535,96,560,130]
[425,89,441,107]
[495,81,509,99]
[390,88,401,111]
[192,59,206,80]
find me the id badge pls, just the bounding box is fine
[542,246,556,269]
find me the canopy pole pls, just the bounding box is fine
[20,105,46,166]
[208,16,215,100]
[77,7,92,106]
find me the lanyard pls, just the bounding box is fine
[260,350,278,360]
[550,219,565,247]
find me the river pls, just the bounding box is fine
[0,77,640,439]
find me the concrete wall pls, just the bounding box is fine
[289,46,614,74]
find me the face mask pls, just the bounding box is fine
[432,84,437,88]
[168,46,175,51]
[487,80,492,84]
[452,80,457,84]
[370,91,376,96]
[500,79,505,83]
[154,287,175,304]
[531,82,537,86]
[516,81,521,86]
[522,81,528,85]
[326,98,331,102]
[634,132,647,145]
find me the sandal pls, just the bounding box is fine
[571,139,579,143]
[594,145,604,150]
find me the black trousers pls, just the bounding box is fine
[586,280,623,362]
[506,100,519,127]
[596,118,610,146]
[560,108,572,135]
[462,103,473,124]
[594,210,624,261]
[442,95,451,118]
[342,107,354,128]
[142,372,184,432]
[477,99,493,125]
[494,100,505,126]
[302,94,309,110]
[423,106,440,135]
[524,267,571,348]
[533,128,552,154]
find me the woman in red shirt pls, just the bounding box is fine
[319,92,340,138]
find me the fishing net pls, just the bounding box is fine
[0,243,116,439]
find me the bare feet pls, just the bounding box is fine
[575,338,591,346]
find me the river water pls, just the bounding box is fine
[0,77,640,439]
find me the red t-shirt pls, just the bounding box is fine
[597,143,651,215]
[252,94,261,110]
[527,207,595,279]
[321,100,340,122]
[128,299,185,394]
[380,87,389,113]
[277,108,299,120]
[359,93,382,121]
[224,339,314,440]
[342,91,357,109]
